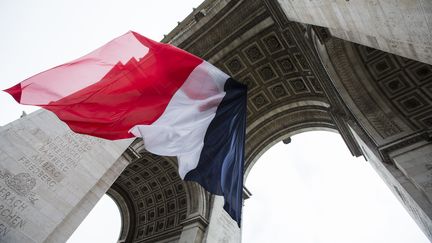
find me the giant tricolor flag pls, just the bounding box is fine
[4,31,247,226]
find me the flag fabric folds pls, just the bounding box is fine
[4,31,247,226]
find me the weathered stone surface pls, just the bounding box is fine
[0,110,132,242]
[350,127,432,240]
[203,196,240,243]
[2,1,432,242]
[277,0,432,65]
[391,143,432,206]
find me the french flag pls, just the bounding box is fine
[4,31,247,227]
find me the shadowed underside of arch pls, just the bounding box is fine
[109,153,188,242]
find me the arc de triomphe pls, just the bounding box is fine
[1,0,431,242]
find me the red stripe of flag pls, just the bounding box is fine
[4,32,202,139]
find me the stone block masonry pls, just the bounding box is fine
[0,110,133,242]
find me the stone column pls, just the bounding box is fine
[203,196,241,243]
[389,142,432,235]
[0,110,133,242]
[178,214,207,243]
[349,127,432,241]
[276,0,432,65]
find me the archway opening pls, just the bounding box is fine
[67,194,122,243]
[242,131,429,243]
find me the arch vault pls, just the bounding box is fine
[0,0,431,242]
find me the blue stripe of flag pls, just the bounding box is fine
[184,78,247,227]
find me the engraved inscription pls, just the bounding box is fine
[0,126,104,239]
[5,128,104,191]
[0,172,32,239]
[18,157,58,189]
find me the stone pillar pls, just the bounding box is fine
[349,127,432,240]
[203,196,241,243]
[0,110,133,242]
[178,214,207,243]
[276,0,432,65]
[389,142,432,234]
[390,142,432,202]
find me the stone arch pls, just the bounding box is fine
[244,100,335,178]
[312,31,432,151]
[129,143,211,225]
[104,0,432,240]
[109,152,204,242]
[107,185,135,243]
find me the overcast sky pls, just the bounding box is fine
[242,132,429,243]
[0,1,429,243]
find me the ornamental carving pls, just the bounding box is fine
[1,171,36,197]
